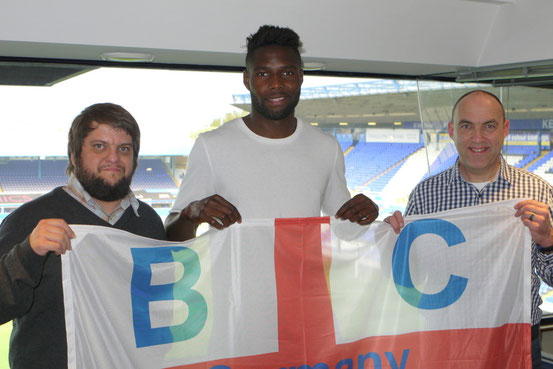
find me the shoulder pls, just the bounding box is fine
[411,167,453,193]
[134,200,166,240]
[199,118,241,140]
[0,187,69,232]
[136,200,162,218]
[505,165,553,198]
[405,168,454,216]
[298,119,340,147]
[507,164,552,184]
[7,188,67,216]
[192,118,242,152]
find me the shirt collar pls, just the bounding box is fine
[65,174,140,217]
[447,155,509,187]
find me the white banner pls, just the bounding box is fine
[62,199,532,369]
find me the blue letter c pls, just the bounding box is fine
[392,219,468,310]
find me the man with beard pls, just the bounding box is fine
[0,103,166,369]
[166,25,379,241]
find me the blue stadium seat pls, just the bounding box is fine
[344,142,423,190]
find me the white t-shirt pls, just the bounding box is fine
[171,118,351,219]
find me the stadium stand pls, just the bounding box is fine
[0,158,177,193]
[345,142,423,191]
[502,145,538,168]
[528,150,553,173]
[424,142,458,178]
[335,133,353,153]
[131,158,179,191]
[0,159,67,192]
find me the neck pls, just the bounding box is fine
[94,198,122,215]
[243,112,297,139]
[458,163,500,183]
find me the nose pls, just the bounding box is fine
[268,74,283,89]
[472,127,485,142]
[105,146,121,163]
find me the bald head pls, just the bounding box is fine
[451,90,505,122]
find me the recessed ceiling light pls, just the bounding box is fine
[101,52,155,62]
[303,62,327,71]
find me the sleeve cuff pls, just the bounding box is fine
[15,237,47,285]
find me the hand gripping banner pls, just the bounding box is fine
[62,199,532,369]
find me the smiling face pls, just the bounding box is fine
[243,45,303,121]
[448,92,510,182]
[72,122,134,202]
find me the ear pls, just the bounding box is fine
[448,121,454,139]
[243,69,251,91]
[298,68,304,86]
[503,119,510,137]
[70,153,76,169]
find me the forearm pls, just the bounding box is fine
[164,212,198,242]
[0,238,45,324]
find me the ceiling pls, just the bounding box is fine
[1,0,553,88]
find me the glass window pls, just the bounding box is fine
[2,65,553,369]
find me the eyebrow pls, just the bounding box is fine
[88,139,133,146]
[252,65,298,70]
[457,119,498,125]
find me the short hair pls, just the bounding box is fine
[245,25,303,68]
[451,89,506,122]
[67,103,140,176]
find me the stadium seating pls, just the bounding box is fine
[132,158,179,191]
[0,158,177,193]
[528,150,553,173]
[335,133,353,153]
[345,142,423,191]
[502,145,538,168]
[424,142,458,178]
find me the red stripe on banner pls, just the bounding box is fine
[274,217,335,360]
[167,217,531,369]
[168,325,530,369]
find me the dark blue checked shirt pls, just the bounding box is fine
[405,155,553,325]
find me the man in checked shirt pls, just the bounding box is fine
[387,89,553,369]
[0,103,166,369]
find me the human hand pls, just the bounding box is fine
[335,194,379,225]
[514,199,553,247]
[384,211,405,234]
[183,194,242,230]
[29,219,76,256]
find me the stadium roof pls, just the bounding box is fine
[233,81,553,127]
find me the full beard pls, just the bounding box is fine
[251,92,300,121]
[75,165,132,202]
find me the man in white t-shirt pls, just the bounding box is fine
[166,25,379,241]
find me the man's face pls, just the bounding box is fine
[448,92,510,182]
[72,123,134,202]
[243,45,303,121]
